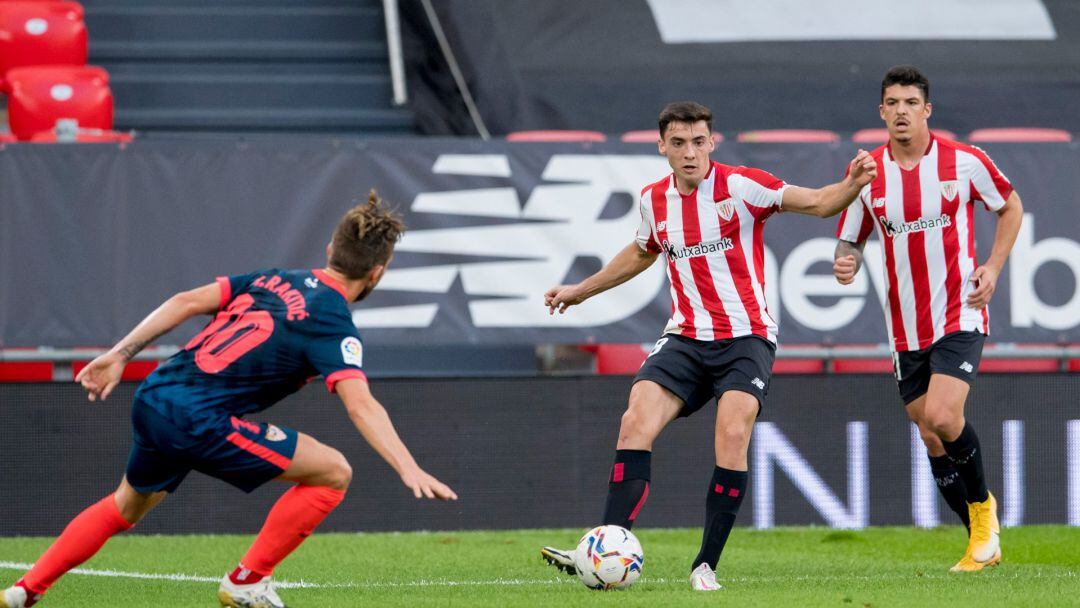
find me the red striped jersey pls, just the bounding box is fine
[636,161,787,343]
[836,137,1013,352]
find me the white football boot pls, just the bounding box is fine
[2,582,41,608]
[218,574,286,608]
[540,546,577,575]
[690,562,723,591]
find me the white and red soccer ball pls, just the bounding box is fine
[573,525,644,590]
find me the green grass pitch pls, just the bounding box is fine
[1,526,1077,607]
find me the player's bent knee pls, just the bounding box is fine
[325,452,353,491]
[922,408,962,439]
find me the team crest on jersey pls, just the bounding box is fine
[872,197,886,209]
[940,181,958,201]
[715,198,735,221]
[340,337,363,367]
[265,424,287,442]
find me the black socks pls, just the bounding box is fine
[692,467,748,571]
[942,422,990,503]
[601,449,652,529]
[928,454,971,531]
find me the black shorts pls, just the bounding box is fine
[894,330,986,405]
[633,334,776,417]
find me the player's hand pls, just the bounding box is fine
[75,352,126,402]
[834,255,858,285]
[848,149,877,187]
[544,284,585,315]
[966,265,999,309]
[401,467,458,501]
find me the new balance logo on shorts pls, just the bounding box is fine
[751,377,765,390]
[959,361,974,373]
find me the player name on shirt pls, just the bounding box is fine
[252,275,310,321]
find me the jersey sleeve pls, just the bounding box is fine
[967,146,1013,211]
[731,167,788,220]
[215,271,260,311]
[634,194,662,253]
[305,322,367,393]
[836,191,874,244]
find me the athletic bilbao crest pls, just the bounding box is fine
[941,181,958,201]
[715,198,735,221]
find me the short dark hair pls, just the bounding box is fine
[658,101,713,138]
[329,189,405,279]
[881,65,930,102]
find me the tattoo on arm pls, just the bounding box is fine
[834,239,866,273]
[117,329,168,362]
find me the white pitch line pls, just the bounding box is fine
[1,561,1074,591]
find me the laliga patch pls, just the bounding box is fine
[265,424,287,442]
[340,336,363,367]
[715,198,735,221]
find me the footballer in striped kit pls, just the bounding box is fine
[834,66,1024,573]
[542,100,877,591]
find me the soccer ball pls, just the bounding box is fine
[572,525,644,590]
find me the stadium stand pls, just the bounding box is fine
[84,0,412,134]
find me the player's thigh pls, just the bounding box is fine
[277,432,352,490]
[632,335,712,419]
[618,381,684,449]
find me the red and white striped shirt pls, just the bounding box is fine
[636,161,787,343]
[836,136,1013,352]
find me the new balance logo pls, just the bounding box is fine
[304,277,319,289]
[872,197,886,209]
[960,361,974,373]
[751,377,766,390]
[657,220,667,232]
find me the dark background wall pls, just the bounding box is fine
[1,374,1075,536]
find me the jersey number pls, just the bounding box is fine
[185,294,274,374]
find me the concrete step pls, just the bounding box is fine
[86,6,385,43]
[90,39,388,62]
[109,72,394,108]
[114,107,414,132]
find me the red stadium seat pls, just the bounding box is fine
[737,129,840,143]
[852,128,958,143]
[4,65,113,140]
[832,358,893,374]
[621,130,723,144]
[506,130,606,142]
[29,126,133,143]
[0,361,54,381]
[967,128,1072,143]
[0,1,87,83]
[0,131,17,143]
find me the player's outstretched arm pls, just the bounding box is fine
[75,282,221,402]
[833,239,867,285]
[967,191,1024,310]
[335,378,458,501]
[782,150,877,218]
[544,242,658,314]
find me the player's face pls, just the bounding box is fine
[880,84,932,144]
[659,120,714,187]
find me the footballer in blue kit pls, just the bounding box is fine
[2,192,457,608]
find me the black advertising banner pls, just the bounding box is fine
[403,0,1080,135]
[1,138,1078,348]
[0,375,1077,534]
